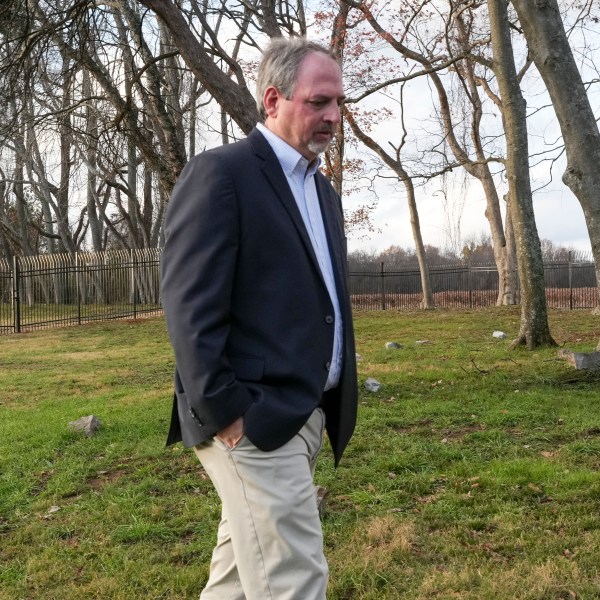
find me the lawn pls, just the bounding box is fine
[2,308,600,599]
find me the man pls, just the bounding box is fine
[161,37,358,600]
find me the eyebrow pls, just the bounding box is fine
[307,94,347,103]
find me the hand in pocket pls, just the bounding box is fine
[216,416,244,449]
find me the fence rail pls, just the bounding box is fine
[0,250,162,334]
[0,250,597,334]
[350,261,598,310]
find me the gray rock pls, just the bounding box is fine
[68,415,101,437]
[355,353,364,362]
[364,377,381,392]
[492,331,508,339]
[385,342,403,349]
[558,350,600,370]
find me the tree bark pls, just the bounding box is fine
[325,0,350,198]
[56,55,74,254]
[83,70,103,252]
[488,0,555,348]
[511,0,600,313]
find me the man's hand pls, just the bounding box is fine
[216,417,244,449]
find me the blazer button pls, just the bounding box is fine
[325,315,334,324]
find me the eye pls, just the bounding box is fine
[307,99,328,108]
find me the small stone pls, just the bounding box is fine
[355,353,363,362]
[415,340,430,345]
[385,342,403,349]
[492,331,508,339]
[364,377,381,392]
[43,506,61,520]
[68,415,101,437]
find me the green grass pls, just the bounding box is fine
[2,308,600,599]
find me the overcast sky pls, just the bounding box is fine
[344,162,591,256]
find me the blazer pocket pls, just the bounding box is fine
[230,355,265,381]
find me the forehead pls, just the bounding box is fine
[295,52,344,95]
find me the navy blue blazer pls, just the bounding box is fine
[160,128,358,466]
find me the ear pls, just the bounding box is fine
[263,86,280,118]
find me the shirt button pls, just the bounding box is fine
[325,315,334,324]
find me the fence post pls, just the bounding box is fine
[130,249,137,319]
[568,251,573,311]
[468,262,473,309]
[75,252,82,325]
[12,256,21,333]
[380,261,386,310]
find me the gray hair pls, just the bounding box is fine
[256,37,338,121]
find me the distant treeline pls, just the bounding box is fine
[348,239,593,272]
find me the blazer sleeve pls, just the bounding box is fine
[160,151,254,434]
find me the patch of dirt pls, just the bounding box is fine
[86,468,128,490]
[391,419,433,433]
[30,469,54,496]
[438,425,487,440]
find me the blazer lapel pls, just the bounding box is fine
[248,129,323,280]
[315,174,349,296]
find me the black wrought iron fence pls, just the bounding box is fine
[349,261,597,310]
[0,251,597,334]
[1,249,162,334]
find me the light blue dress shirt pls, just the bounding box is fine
[256,123,342,391]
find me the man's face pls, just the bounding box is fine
[263,52,345,161]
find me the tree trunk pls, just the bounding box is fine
[127,140,139,249]
[83,70,103,253]
[488,0,555,348]
[345,109,435,309]
[477,168,515,305]
[13,129,36,306]
[189,78,198,158]
[503,197,519,304]
[511,0,600,313]
[56,55,75,254]
[325,0,349,198]
[404,175,434,309]
[452,11,518,306]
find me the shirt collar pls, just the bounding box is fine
[256,123,321,178]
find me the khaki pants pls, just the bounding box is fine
[194,408,328,600]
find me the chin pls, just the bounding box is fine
[307,141,330,156]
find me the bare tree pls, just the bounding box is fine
[341,0,519,305]
[488,0,555,348]
[0,0,198,255]
[345,100,435,309]
[511,0,600,314]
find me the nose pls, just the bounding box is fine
[324,101,341,124]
